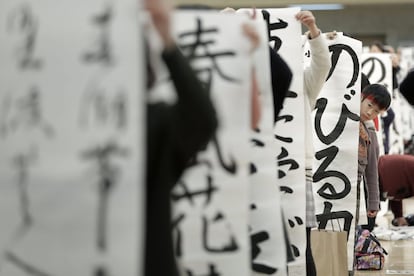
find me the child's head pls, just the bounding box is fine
[370,41,387,53]
[360,84,391,122]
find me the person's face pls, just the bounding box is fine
[360,98,383,121]
[370,45,383,53]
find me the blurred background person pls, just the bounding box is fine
[378,154,414,226]
[145,0,218,275]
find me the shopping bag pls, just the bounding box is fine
[311,229,348,276]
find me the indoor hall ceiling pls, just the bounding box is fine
[173,0,414,8]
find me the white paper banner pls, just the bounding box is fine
[398,47,414,80]
[170,11,252,276]
[246,15,287,276]
[312,32,362,271]
[362,53,393,90]
[361,53,392,155]
[0,0,144,275]
[388,89,405,154]
[256,7,306,275]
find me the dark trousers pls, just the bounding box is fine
[360,216,376,232]
[306,227,317,276]
[360,181,377,232]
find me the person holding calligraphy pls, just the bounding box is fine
[369,41,398,154]
[296,10,331,276]
[145,0,218,275]
[369,41,401,90]
[220,7,293,128]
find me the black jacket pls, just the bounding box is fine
[400,70,414,105]
[269,47,292,122]
[145,46,218,276]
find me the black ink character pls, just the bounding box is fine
[251,138,265,147]
[314,98,359,145]
[178,17,239,84]
[316,201,353,239]
[7,3,43,70]
[3,148,53,276]
[362,57,386,85]
[80,140,129,251]
[172,213,186,257]
[11,147,38,230]
[187,131,237,175]
[95,265,110,276]
[202,212,238,253]
[186,264,221,276]
[326,44,359,88]
[211,136,237,174]
[176,17,240,175]
[0,87,54,138]
[288,216,304,228]
[82,4,115,65]
[261,10,288,51]
[79,84,128,130]
[277,147,299,179]
[313,146,352,200]
[5,251,52,276]
[251,231,278,274]
[171,178,218,207]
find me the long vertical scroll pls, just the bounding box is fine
[246,15,288,276]
[258,7,306,275]
[312,33,362,271]
[170,10,252,276]
[0,0,144,275]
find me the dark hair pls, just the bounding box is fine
[176,4,214,10]
[145,39,156,90]
[361,73,370,91]
[370,40,388,53]
[361,84,391,110]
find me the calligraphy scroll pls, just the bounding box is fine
[242,13,288,276]
[312,32,362,271]
[170,10,252,276]
[0,0,144,275]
